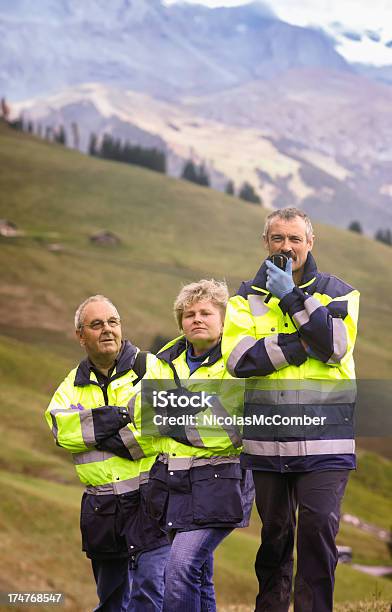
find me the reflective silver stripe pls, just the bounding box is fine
[113,476,141,495]
[328,319,348,363]
[264,335,288,370]
[184,423,206,448]
[243,438,355,456]
[245,386,356,406]
[210,398,242,448]
[73,449,115,465]
[119,427,145,460]
[166,456,193,470]
[85,483,116,495]
[248,294,269,317]
[49,407,96,445]
[79,411,96,446]
[85,475,141,496]
[50,421,58,440]
[194,455,239,467]
[292,296,322,328]
[182,396,243,449]
[163,454,240,471]
[139,470,150,486]
[48,408,71,441]
[128,395,137,425]
[227,336,258,374]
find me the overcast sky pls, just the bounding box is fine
[164,0,389,31]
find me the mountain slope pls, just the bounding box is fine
[0,121,391,376]
[12,69,392,234]
[0,0,350,100]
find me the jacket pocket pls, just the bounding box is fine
[190,462,243,525]
[80,493,126,555]
[118,488,167,552]
[144,461,169,523]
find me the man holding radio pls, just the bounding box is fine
[222,208,359,612]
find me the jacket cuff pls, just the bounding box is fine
[279,332,307,366]
[279,286,305,315]
[91,406,131,443]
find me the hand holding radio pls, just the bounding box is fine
[265,255,294,299]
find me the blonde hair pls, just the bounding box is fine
[174,279,229,330]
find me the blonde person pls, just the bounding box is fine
[135,279,254,612]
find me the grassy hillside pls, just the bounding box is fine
[0,123,391,610]
[1,123,391,378]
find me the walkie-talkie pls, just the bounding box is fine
[265,253,289,303]
[269,253,289,271]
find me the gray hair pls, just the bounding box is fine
[263,207,314,241]
[174,279,229,330]
[74,295,119,330]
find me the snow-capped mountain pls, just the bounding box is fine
[2,0,392,233]
[325,21,392,67]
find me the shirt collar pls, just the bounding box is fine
[74,340,138,386]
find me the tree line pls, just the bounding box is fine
[1,95,263,204]
[3,94,391,242]
[181,159,262,204]
[89,133,166,174]
[348,220,392,247]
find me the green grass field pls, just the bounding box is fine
[0,123,391,610]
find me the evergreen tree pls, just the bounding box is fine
[101,133,114,159]
[97,134,166,174]
[239,181,262,204]
[225,180,235,195]
[198,163,210,187]
[348,220,362,233]
[58,125,66,144]
[375,228,392,246]
[54,125,66,145]
[8,115,23,131]
[182,160,199,183]
[181,160,210,187]
[88,133,98,156]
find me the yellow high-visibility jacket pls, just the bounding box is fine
[45,341,168,558]
[222,253,359,472]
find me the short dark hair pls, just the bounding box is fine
[263,208,314,241]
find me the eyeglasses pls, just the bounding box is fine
[80,317,121,331]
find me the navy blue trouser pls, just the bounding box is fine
[92,557,131,612]
[253,470,349,612]
[91,544,170,612]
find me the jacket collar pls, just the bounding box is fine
[252,252,319,292]
[74,340,138,386]
[157,335,222,367]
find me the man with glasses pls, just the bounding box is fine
[45,295,170,611]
